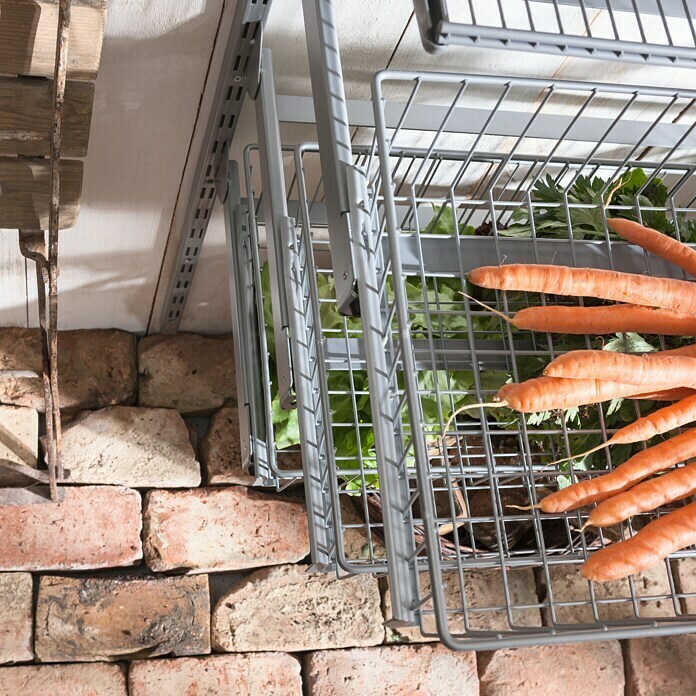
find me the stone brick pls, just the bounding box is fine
[479,642,624,696]
[143,487,309,573]
[0,328,136,411]
[35,575,210,662]
[626,634,696,696]
[200,407,254,485]
[0,663,127,695]
[212,564,383,652]
[339,495,386,563]
[0,485,142,571]
[186,421,199,457]
[306,644,479,696]
[129,653,302,696]
[674,558,696,613]
[0,405,38,486]
[0,573,32,664]
[138,333,235,415]
[542,563,673,624]
[385,568,541,643]
[54,406,200,487]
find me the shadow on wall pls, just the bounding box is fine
[176,239,232,334]
[0,248,176,333]
[0,239,233,333]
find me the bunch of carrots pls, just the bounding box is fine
[454,215,696,582]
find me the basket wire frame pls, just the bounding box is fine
[285,145,390,574]
[414,0,696,66]
[240,143,407,577]
[239,145,303,488]
[361,69,696,648]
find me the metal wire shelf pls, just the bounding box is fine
[357,69,696,648]
[413,0,696,66]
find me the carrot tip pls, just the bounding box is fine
[546,442,609,468]
[459,292,514,325]
[507,503,539,511]
[580,520,593,532]
[438,401,509,451]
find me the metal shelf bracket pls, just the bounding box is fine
[159,0,274,333]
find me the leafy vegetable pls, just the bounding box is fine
[503,168,695,241]
[261,264,301,452]
[261,204,490,490]
[422,203,475,236]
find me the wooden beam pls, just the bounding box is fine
[0,0,106,80]
[0,77,94,156]
[0,156,83,229]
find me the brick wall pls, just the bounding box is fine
[0,329,694,695]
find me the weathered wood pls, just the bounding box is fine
[0,77,93,156]
[0,157,82,229]
[0,459,49,483]
[0,0,106,80]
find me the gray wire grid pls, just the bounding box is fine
[235,143,394,573]
[360,69,696,648]
[413,0,696,65]
[223,145,302,490]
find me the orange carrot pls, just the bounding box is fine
[607,218,696,278]
[586,462,696,528]
[581,501,696,581]
[632,343,696,395]
[440,377,675,444]
[448,377,676,424]
[513,303,696,336]
[544,350,696,387]
[549,393,696,466]
[661,343,696,357]
[634,387,696,401]
[535,428,696,513]
[495,377,677,413]
[468,264,696,315]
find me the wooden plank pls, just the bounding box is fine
[0,0,106,80]
[0,157,82,229]
[0,77,93,156]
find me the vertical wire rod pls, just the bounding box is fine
[46,0,72,495]
[18,232,60,500]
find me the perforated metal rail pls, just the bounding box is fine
[160,0,272,333]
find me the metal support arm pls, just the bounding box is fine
[301,0,359,316]
[250,47,295,409]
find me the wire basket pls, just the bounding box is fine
[224,146,304,489]
[230,143,400,574]
[413,0,696,66]
[360,69,696,648]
